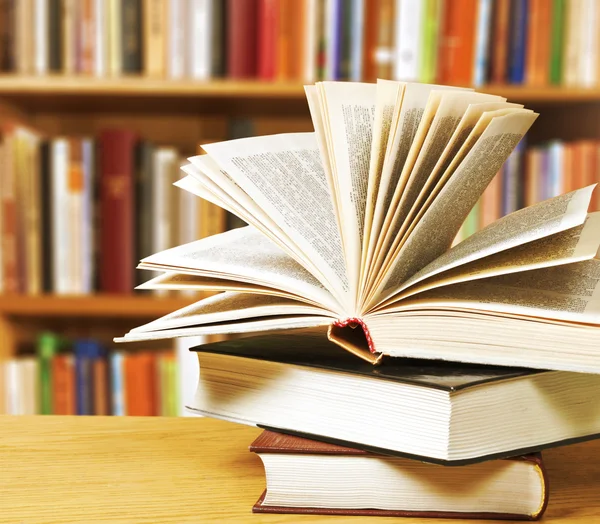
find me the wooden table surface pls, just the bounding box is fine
[0,416,599,523]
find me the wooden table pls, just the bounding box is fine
[0,416,599,523]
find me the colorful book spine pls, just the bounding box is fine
[110,351,126,416]
[473,0,492,86]
[393,0,423,82]
[37,332,59,414]
[549,0,565,85]
[507,0,528,84]
[325,0,342,80]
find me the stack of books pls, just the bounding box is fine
[118,80,600,518]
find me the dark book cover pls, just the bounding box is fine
[39,142,53,293]
[74,341,94,415]
[134,141,154,288]
[48,0,63,72]
[507,0,529,84]
[121,0,142,73]
[226,0,258,78]
[0,0,16,71]
[99,129,137,294]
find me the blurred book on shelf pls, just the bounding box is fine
[0,331,178,416]
[455,137,600,243]
[0,123,217,296]
[0,0,598,87]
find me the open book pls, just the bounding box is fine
[118,80,600,373]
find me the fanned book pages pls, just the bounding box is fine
[118,80,600,373]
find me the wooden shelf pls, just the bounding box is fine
[0,76,599,114]
[0,294,194,318]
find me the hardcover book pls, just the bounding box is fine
[250,430,548,520]
[118,80,600,375]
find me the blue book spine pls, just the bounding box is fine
[326,0,342,79]
[473,0,493,86]
[508,0,528,84]
[74,341,92,416]
[110,352,126,416]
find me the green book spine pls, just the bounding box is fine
[549,0,565,85]
[420,0,440,83]
[168,358,179,417]
[159,355,168,416]
[37,332,59,414]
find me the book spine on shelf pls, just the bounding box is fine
[67,138,84,294]
[37,332,58,415]
[374,0,394,78]
[135,141,154,287]
[93,0,105,76]
[48,0,62,72]
[349,0,365,81]
[393,0,423,82]
[168,0,186,78]
[16,0,33,74]
[189,0,213,79]
[20,358,39,415]
[93,357,109,415]
[110,351,126,416]
[338,0,352,80]
[303,0,318,82]
[4,360,19,414]
[579,0,598,87]
[490,0,510,83]
[0,128,20,293]
[50,139,69,294]
[210,0,225,76]
[0,0,17,72]
[227,0,258,78]
[473,0,492,86]
[34,0,48,75]
[75,343,93,415]
[419,0,442,84]
[438,0,477,85]
[81,138,94,294]
[121,0,142,73]
[257,0,278,80]
[107,0,121,76]
[40,142,52,293]
[548,140,564,198]
[99,129,137,294]
[507,0,528,84]
[79,0,94,74]
[549,0,565,85]
[143,0,167,77]
[324,0,341,80]
[52,354,75,415]
[62,0,76,74]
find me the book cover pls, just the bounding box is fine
[99,129,137,294]
[226,0,258,78]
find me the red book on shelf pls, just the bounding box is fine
[490,0,510,83]
[99,129,137,293]
[227,0,259,78]
[437,0,477,86]
[525,0,551,86]
[52,354,75,415]
[257,0,278,80]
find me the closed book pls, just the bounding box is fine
[226,0,258,78]
[507,0,528,84]
[189,331,600,465]
[62,0,76,74]
[50,139,70,294]
[490,0,510,83]
[34,0,49,75]
[525,0,551,86]
[99,129,137,294]
[79,0,94,74]
[549,0,565,84]
[143,0,166,77]
[19,358,39,415]
[52,354,75,415]
[437,0,477,86]
[338,0,352,80]
[250,431,548,520]
[16,0,33,74]
[93,0,106,76]
[107,0,121,76]
[578,0,598,87]
[37,332,60,414]
[419,0,442,84]
[121,0,142,73]
[48,0,62,72]
[0,0,16,71]
[349,0,365,81]
[257,0,278,80]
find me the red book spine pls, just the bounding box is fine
[99,130,137,294]
[257,0,278,80]
[227,0,259,78]
[52,355,75,415]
